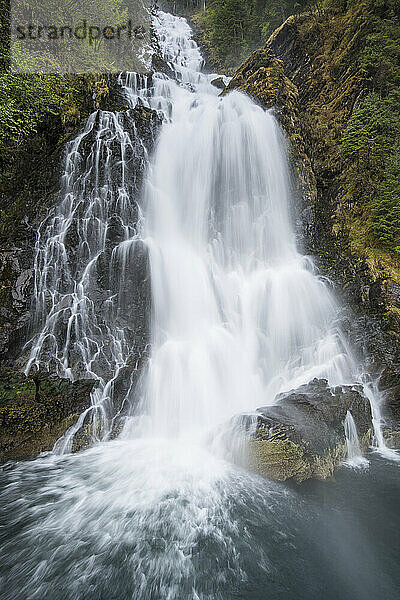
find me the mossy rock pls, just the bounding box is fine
[247,378,373,482]
[249,437,312,482]
[0,369,96,462]
[223,49,297,117]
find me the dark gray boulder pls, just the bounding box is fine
[248,378,373,482]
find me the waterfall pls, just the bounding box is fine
[120,12,377,445]
[343,410,369,469]
[4,11,400,600]
[25,10,385,452]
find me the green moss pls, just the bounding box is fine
[249,437,351,482]
[0,369,95,461]
[224,49,298,126]
[249,438,310,481]
[0,412,80,462]
[248,425,372,482]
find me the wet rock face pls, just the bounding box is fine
[0,251,33,359]
[0,370,96,462]
[379,367,400,425]
[0,84,162,459]
[210,77,225,90]
[0,103,160,371]
[151,53,175,78]
[249,379,372,482]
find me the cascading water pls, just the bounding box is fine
[24,97,158,452]
[120,12,383,445]
[25,10,382,448]
[1,11,399,600]
[343,410,369,469]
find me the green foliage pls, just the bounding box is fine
[11,0,131,73]
[371,148,400,247]
[359,5,400,93]
[0,74,68,147]
[340,0,400,249]
[341,92,398,167]
[0,0,145,151]
[193,0,311,71]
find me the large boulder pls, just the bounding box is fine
[248,378,373,482]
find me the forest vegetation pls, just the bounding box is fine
[171,0,313,70]
[0,0,144,157]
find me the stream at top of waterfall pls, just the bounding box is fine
[1,10,399,600]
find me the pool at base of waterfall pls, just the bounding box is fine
[0,446,399,600]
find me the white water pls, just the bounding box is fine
[25,9,387,452]
[3,11,398,599]
[343,410,369,469]
[23,107,153,451]
[123,11,379,444]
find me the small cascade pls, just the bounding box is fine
[343,410,369,469]
[24,108,156,451]
[119,13,228,114]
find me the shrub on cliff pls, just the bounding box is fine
[371,149,400,249]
